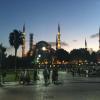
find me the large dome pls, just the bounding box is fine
[36,41,51,50]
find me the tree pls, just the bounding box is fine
[70,48,90,64]
[0,44,7,85]
[55,48,69,63]
[0,44,6,69]
[89,52,97,64]
[9,29,24,70]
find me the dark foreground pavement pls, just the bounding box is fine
[0,71,100,100]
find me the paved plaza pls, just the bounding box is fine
[0,71,100,100]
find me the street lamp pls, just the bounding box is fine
[38,54,41,58]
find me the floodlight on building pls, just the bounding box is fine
[42,47,47,51]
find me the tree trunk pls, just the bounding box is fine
[15,48,18,81]
[15,48,17,72]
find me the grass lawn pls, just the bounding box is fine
[3,70,34,82]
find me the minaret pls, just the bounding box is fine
[99,27,100,50]
[22,24,26,57]
[30,33,33,51]
[29,33,33,56]
[57,24,61,49]
[56,35,58,50]
[85,38,87,50]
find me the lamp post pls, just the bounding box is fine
[36,54,41,64]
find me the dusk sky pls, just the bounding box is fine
[0,0,100,55]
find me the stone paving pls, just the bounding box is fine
[0,71,100,100]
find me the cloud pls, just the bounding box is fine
[61,41,68,46]
[90,33,99,38]
[73,40,77,42]
[48,41,68,46]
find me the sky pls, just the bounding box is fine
[0,0,100,55]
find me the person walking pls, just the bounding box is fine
[52,67,58,84]
[43,67,49,85]
[19,70,24,85]
[24,70,30,85]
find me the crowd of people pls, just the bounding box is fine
[1,65,96,85]
[18,67,59,85]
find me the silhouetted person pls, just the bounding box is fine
[85,69,88,77]
[43,67,49,85]
[71,68,75,77]
[47,67,51,83]
[77,68,81,76]
[52,67,58,84]
[2,71,6,83]
[24,70,30,85]
[19,70,24,85]
[33,69,38,82]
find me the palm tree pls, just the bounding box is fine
[9,29,24,71]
